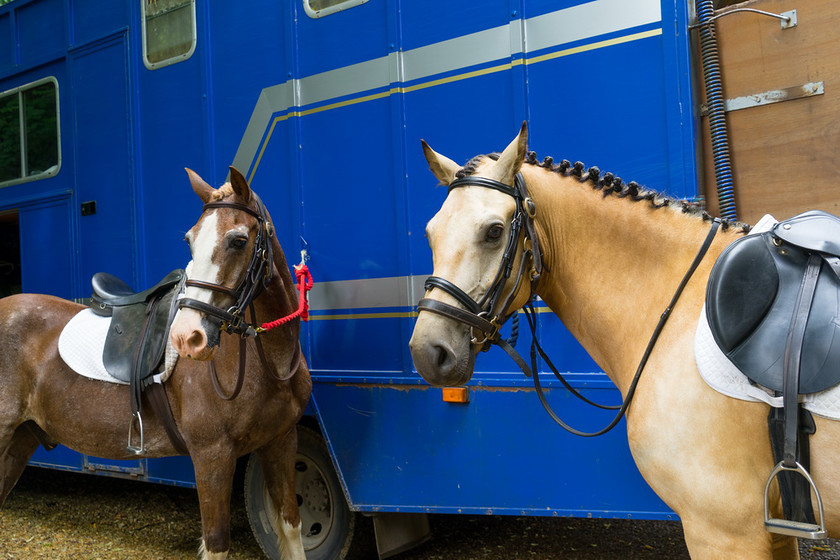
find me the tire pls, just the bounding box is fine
[245,424,366,560]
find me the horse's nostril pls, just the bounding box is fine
[186,329,206,353]
[434,344,452,369]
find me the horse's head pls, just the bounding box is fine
[410,122,538,386]
[170,167,273,360]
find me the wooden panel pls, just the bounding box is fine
[698,0,840,224]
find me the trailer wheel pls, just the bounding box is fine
[245,425,363,560]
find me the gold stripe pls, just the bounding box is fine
[309,306,554,321]
[248,27,662,182]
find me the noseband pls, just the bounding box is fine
[417,171,543,349]
[177,195,274,337]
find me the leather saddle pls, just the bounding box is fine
[706,210,840,539]
[89,269,188,455]
[90,269,185,384]
[706,210,840,394]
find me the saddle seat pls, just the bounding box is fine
[706,210,840,395]
[92,269,184,313]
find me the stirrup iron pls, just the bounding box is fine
[126,411,145,455]
[764,461,827,539]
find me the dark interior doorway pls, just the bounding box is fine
[0,210,21,297]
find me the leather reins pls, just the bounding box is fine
[178,194,301,399]
[417,164,722,437]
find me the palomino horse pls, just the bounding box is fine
[409,123,840,559]
[0,168,311,560]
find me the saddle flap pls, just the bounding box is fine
[707,231,840,394]
[102,271,184,383]
[706,234,779,352]
[773,210,840,257]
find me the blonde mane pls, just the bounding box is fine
[458,152,752,233]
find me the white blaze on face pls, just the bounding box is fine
[170,210,222,360]
[184,210,222,304]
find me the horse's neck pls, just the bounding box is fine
[525,165,738,394]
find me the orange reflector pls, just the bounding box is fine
[442,387,470,403]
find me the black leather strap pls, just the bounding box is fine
[528,218,721,436]
[145,382,189,455]
[417,298,496,334]
[424,277,482,314]
[449,176,519,198]
[782,254,822,466]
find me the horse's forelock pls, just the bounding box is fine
[209,183,235,202]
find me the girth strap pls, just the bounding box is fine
[145,382,189,455]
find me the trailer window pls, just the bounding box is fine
[0,79,59,187]
[142,0,196,69]
[303,0,368,18]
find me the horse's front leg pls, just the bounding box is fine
[193,452,237,560]
[257,428,306,560]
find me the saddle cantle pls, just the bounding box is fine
[706,211,840,394]
[91,269,184,384]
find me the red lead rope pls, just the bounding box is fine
[259,263,314,332]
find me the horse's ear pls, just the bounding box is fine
[487,121,528,183]
[185,168,215,203]
[421,140,461,185]
[228,166,252,203]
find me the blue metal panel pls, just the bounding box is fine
[70,0,127,47]
[71,33,136,287]
[312,380,674,518]
[399,0,510,52]
[15,0,65,65]
[294,0,387,77]
[18,194,74,298]
[0,11,13,74]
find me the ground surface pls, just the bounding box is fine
[2,467,839,559]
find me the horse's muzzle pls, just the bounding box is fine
[170,308,220,361]
[409,329,475,387]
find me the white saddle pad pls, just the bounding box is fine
[58,308,177,385]
[694,214,840,420]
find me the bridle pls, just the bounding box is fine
[417,171,543,357]
[416,161,722,437]
[177,194,303,400]
[178,195,274,337]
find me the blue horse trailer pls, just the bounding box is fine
[1,0,715,557]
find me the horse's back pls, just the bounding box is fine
[0,294,82,359]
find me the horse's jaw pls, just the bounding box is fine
[409,313,477,387]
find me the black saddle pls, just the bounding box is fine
[706,210,840,539]
[88,269,188,456]
[90,269,184,384]
[706,210,840,394]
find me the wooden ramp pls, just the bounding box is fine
[698,0,840,224]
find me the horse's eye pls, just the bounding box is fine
[486,224,504,242]
[229,236,248,250]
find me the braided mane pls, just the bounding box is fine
[456,152,750,233]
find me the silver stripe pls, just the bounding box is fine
[309,275,427,311]
[232,0,661,171]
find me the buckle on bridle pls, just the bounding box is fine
[470,314,502,347]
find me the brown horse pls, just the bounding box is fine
[0,168,311,560]
[409,123,840,559]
